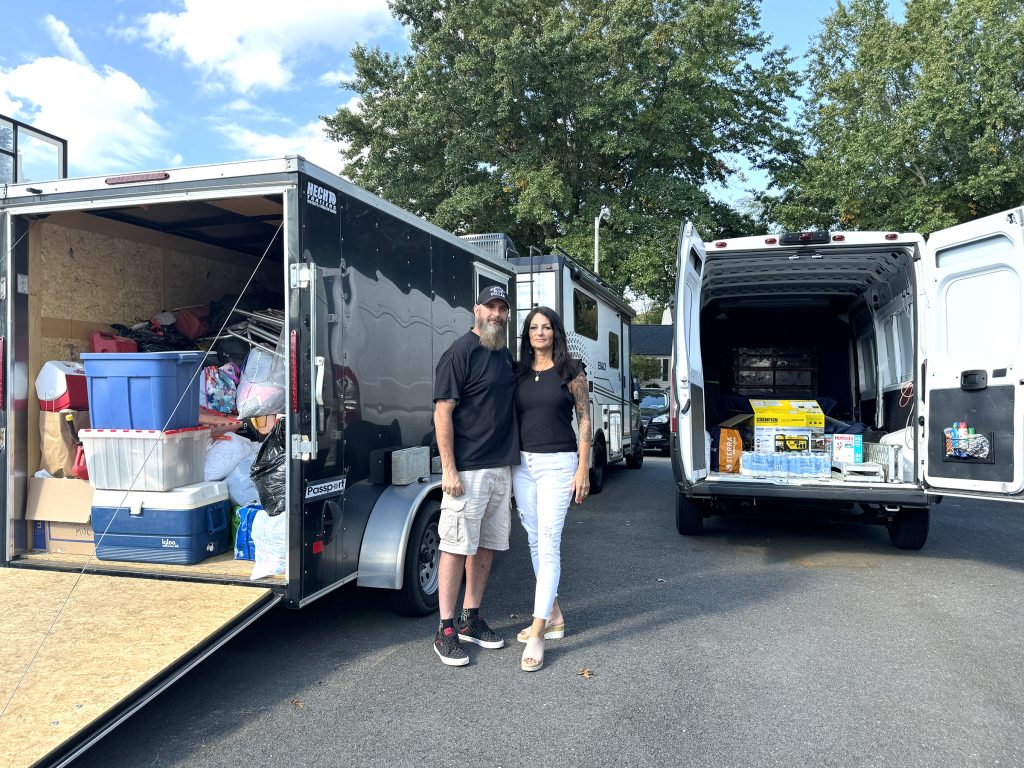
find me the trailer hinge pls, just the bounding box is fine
[0,277,6,301]
[0,428,6,452]
[292,434,314,460]
[290,263,313,290]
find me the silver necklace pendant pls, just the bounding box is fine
[534,372,540,381]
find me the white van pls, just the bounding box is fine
[670,207,1024,549]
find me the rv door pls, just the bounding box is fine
[671,221,707,483]
[922,205,1024,500]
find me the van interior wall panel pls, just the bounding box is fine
[0,568,272,768]
[927,385,1015,482]
[879,388,915,433]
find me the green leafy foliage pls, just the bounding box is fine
[630,354,662,382]
[769,0,1024,234]
[324,0,798,304]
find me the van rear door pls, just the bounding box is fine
[0,568,278,768]
[922,206,1024,498]
[671,221,708,483]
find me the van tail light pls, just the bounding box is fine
[290,330,300,413]
[885,233,898,240]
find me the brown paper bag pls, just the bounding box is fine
[719,428,743,473]
[39,410,89,477]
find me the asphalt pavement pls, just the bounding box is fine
[72,456,1024,768]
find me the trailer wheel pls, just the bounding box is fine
[675,492,705,535]
[625,439,644,469]
[390,500,441,616]
[589,438,607,494]
[888,507,929,550]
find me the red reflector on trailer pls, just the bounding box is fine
[104,172,171,185]
[312,540,325,554]
[290,329,300,413]
[885,233,898,240]
[714,241,727,248]
[832,234,846,242]
[764,237,778,245]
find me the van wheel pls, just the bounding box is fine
[589,439,607,494]
[675,492,704,535]
[625,440,644,469]
[390,500,441,616]
[888,507,929,550]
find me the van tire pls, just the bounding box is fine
[888,507,929,550]
[589,438,607,494]
[675,492,704,535]
[625,439,644,469]
[390,500,442,616]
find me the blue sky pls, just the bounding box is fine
[2,1,902,198]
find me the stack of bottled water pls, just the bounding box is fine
[740,451,830,479]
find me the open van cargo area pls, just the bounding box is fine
[9,195,287,585]
[697,242,920,491]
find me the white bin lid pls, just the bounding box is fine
[92,481,229,512]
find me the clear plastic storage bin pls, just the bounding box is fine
[80,427,210,491]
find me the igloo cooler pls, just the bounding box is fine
[91,481,231,565]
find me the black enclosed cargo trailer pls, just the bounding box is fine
[0,156,515,766]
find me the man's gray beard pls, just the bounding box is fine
[477,320,507,351]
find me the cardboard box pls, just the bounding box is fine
[25,477,95,555]
[750,400,825,454]
[828,434,863,463]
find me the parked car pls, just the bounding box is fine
[639,388,670,456]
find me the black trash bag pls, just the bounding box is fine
[110,323,198,353]
[250,420,287,517]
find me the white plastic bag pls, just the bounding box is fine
[250,508,287,580]
[226,452,260,507]
[236,332,286,419]
[204,432,259,481]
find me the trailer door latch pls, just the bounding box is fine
[290,263,313,290]
[292,434,315,460]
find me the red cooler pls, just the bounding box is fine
[35,361,89,412]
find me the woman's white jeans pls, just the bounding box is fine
[512,450,578,620]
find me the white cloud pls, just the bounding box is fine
[214,118,348,176]
[44,15,88,66]
[0,17,171,178]
[133,0,399,95]
[319,68,356,87]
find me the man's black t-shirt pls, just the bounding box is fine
[433,330,520,470]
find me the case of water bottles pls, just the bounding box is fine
[740,451,831,479]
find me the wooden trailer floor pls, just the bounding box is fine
[0,569,276,768]
[13,551,285,584]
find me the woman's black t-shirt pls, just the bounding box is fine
[515,359,585,453]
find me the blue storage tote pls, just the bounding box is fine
[80,351,204,430]
[91,481,230,565]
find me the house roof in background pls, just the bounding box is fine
[632,324,673,356]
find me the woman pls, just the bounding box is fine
[512,306,592,672]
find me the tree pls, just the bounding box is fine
[324,0,798,305]
[768,0,1024,234]
[630,354,662,383]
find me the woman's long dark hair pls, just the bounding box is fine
[517,306,572,380]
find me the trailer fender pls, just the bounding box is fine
[357,479,442,590]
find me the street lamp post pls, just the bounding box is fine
[593,205,611,274]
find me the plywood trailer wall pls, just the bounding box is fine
[25,211,263,476]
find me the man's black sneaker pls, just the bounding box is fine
[457,614,505,649]
[434,626,469,666]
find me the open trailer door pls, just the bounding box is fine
[922,205,1024,501]
[671,220,707,483]
[0,569,278,768]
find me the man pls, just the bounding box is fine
[431,285,520,666]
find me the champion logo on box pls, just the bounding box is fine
[306,181,337,214]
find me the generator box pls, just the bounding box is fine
[749,399,825,453]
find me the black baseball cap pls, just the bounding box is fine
[476,285,510,308]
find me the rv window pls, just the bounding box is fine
[574,290,598,340]
[608,332,620,369]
